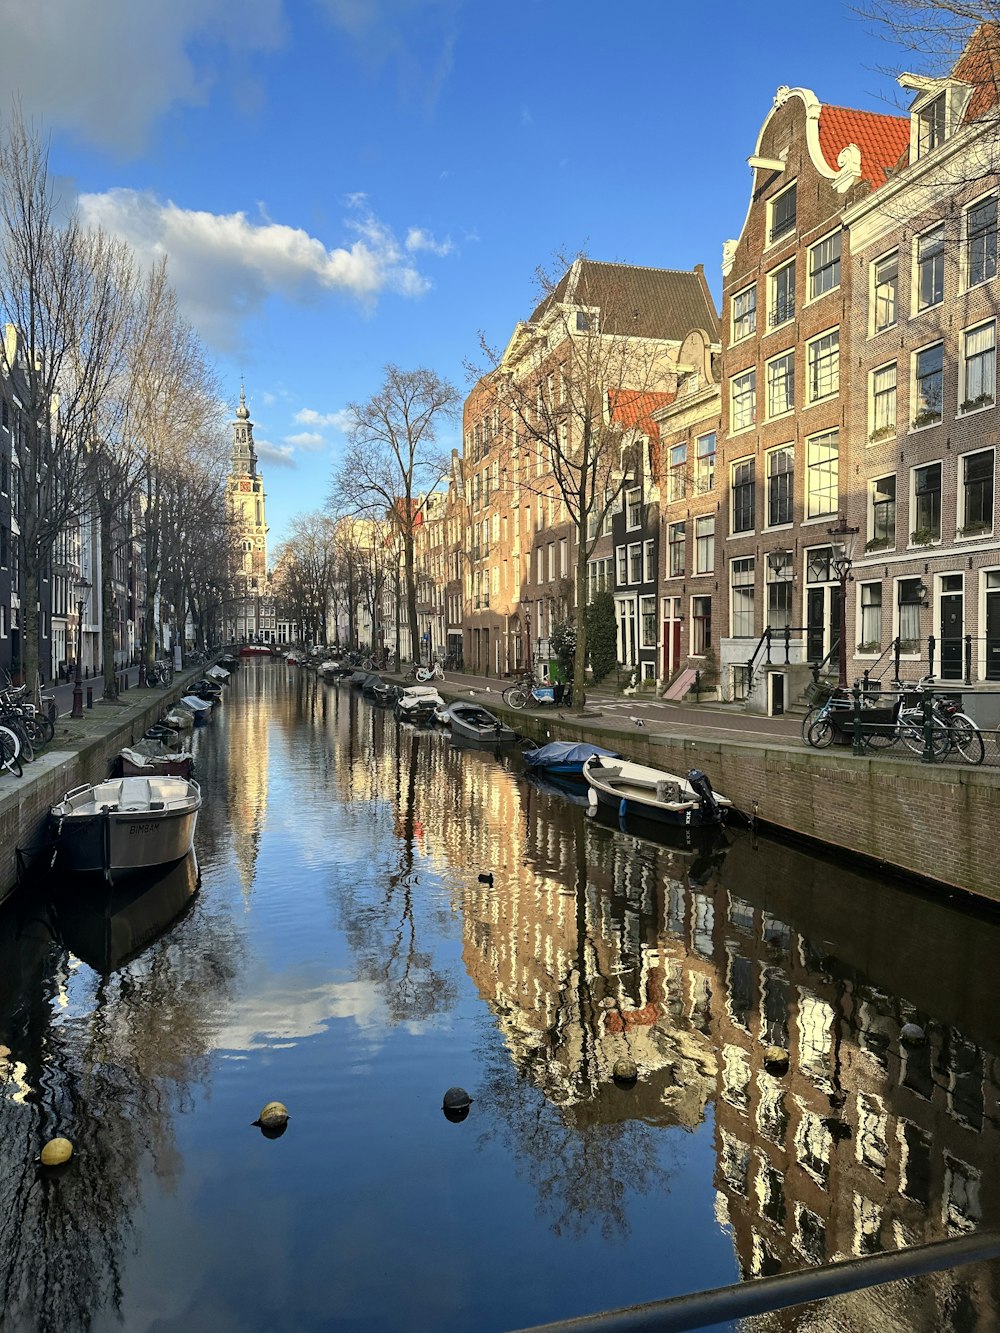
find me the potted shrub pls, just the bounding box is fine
[911,408,941,428]
[959,520,990,537]
[898,638,920,653]
[960,392,994,413]
[856,641,881,654]
[868,425,896,443]
[910,528,936,546]
[865,536,892,552]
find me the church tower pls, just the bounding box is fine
[227,384,274,642]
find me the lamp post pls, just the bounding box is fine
[827,517,859,689]
[70,576,91,719]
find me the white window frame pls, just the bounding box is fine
[732,284,757,342]
[959,320,996,414]
[869,361,897,440]
[768,259,796,330]
[643,538,655,583]
[960,447,994,536]
[870,248,898,334]
[765,348,795,419]
[805,328,839,404]
[625,485,642,530]
[695,431,716,494]
[639,594,657,649]
[628,541,643,584]
[909,459,943,544]
[805,429,839,520]
[868,474,896,549]
[668,521,685,577]
[765,443,794,529]
[964,191,998,291]
[912,340,944,429]
[767,181,797,248]
[667,442,687,502]
[730,557,756,638]
[807,229,841,302]
[914,223,945,313]
[731,368,756,433]
[615,545,627,587]
[695,515,715,575]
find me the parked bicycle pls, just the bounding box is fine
[503,679,572,709]
[802,676,984,764]
[146,658,174,687]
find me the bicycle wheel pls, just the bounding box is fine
[9,718,32,763]
[0,725,22,777]
[948,713,985,765]
[899,712,950,759]
[807,718,835,748]
[505,687,528,710]
[800,705,824,742]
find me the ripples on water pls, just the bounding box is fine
[0,661,999,1332]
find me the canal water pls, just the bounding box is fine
[1,661,999,1332]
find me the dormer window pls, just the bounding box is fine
[917,94,946,158]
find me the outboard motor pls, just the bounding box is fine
[686,768,722,823]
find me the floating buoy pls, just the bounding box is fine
[477,872,494,886]
[252,1101,289,1137]
[900,1023,926,1045]
[764,1046,790,1075]
[442,1086,473,1122]
[612,1059,638,1087]
[40,1137,74,1167]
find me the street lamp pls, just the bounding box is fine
[827,516,859,688]
[70,576,92,719]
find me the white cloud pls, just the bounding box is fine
[283,431,326,450]
[294,407,354,431]
[0,0,285,154]
[254,439,296,468]
[78,190,436,352]
[405,226,453,257]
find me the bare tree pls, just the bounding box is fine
[271,510,339,646]
[0,112,135,695]
[473,255,680,708]
[330,366,459,663]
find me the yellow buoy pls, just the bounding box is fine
[40,1137,74,1167]
[253,1101,289,1134]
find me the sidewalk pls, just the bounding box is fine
[427,668,804,748]
[44,665,145,719]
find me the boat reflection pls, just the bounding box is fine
[52,852,200,974]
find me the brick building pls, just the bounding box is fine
[718,85,909,709]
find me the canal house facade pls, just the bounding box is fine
[717,87,911,706]
[845,29,1000,686]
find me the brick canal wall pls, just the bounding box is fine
[503,708,1000,902]
[0,685,195,903]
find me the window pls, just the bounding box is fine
[731,558,756,637]
[766,350,794,418]
[860,584,882,648]
[769,183,796,242]
[767,551,792,629]
[668,521,685,576]
[870,476,896,548]
[961,322,996,411]
[806,429,839,519]
[547,543,555,581]
[695,516,715,574]
[692,595,712,654]
[967,196,997,288]
[870,363,897,439]
[731,369,756,431]
[626,486,642,529]
[913,343,943,426]
[667,443,687,502]
[962,451,994,532]
[872,251,898,332]
[695,431,716,493]
[643,539,655,583]
[917,93,946,158]
[628,542,642,582]
[732,459,755,532]
[917,226,945,310]
[559,538,568,577]
[767,446,793,527]
[616,545,627,585]
[733,286,756,340]
[912,462,941,540]
[640,595,656,649]
[808,231,841,300]
[898,578,924,644]
[807,329,839,402]
[769,260,795,327]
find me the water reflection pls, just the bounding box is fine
[1,664,999,1331]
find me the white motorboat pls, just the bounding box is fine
[178,694,214,723]
[51,776,202,875]
[395,685,444,721]
[205,664,230,681]
[582,755,732,828]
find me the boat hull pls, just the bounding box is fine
[582,758,731,828]
[52,777,201,875]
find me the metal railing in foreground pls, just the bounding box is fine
[507,1230,1000,1333]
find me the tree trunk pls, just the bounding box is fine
[100,503,118,700]
[405,530,419,663]
[573,532,589,712]
[22,559,40,693]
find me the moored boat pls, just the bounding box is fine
[239,644,271,657]
[394,685,442,721]
[445,701,516,744]
[51,775,202,875]
[582,755,732,827]
[522,740,622,778]
[120,746,194,779]
[178,694,214,723]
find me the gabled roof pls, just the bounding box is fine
[608,389,676,440]
[529,260,719,342]
[954,22,1000,123]
[817,105,910,189]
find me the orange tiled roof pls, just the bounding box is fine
[817,105,910,189]
[608,388,676,439]
[954,24,1000,123]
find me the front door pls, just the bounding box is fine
[940,579,963,681]
[806,587,826,663]
[987,586,1000,680]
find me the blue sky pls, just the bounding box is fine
[3,0,919,546]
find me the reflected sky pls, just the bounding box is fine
[1,662,998,1332]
